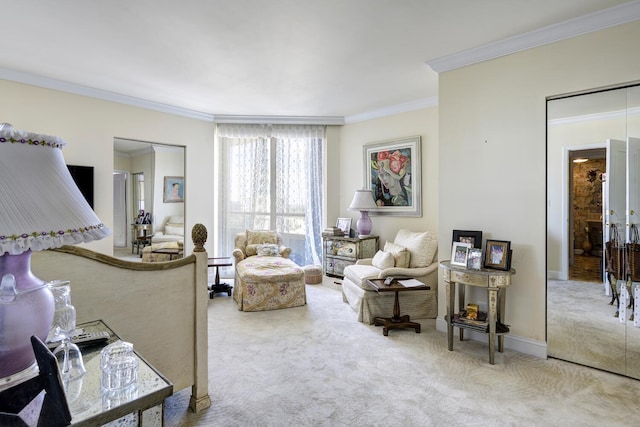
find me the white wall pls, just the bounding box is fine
[439,20,640,354]
[0,79,215,255]
[339,107,439,246]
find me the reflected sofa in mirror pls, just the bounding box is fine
[547,83,640,379]
[113,138,185,262]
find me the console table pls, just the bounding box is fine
[440,261,515,364]
[131,223,153,255]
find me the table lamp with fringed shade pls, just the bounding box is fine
[348,189,378,238]
[0,123,110,384]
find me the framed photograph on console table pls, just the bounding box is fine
[451,242,472,267]
[336,218,352,237]
[452,230,483,249]
[467,248,483,270]
[364,136,421,217]
[484,240,512,270]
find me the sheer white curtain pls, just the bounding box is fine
[217,123,324,266]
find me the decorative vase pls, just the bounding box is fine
[582,230,593,256]
[0,251,55,381]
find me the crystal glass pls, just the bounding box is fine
[47,279,72,343]
[48,280,86,381]
[100,340,138,391]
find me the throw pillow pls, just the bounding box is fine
[257,243,281,257]
[246,230,278,245]
[164,224,184,236]
[384,241,410,268]
[372,250,395,270]
[394,229,436,268]
[168,215,184,224]
[245,244,259,256]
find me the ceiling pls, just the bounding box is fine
[1,1,638,122]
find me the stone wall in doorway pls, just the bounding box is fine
[573,159,605,253]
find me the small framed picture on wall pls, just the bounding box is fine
[163,176,184,203]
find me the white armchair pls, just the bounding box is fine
[341,229,438,324]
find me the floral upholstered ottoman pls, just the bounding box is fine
[233,256,306,311]
[141,241,184,262]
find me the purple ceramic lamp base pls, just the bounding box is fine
[356,211,373,238]
[0,250,55,383]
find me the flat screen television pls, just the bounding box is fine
[67,165,94,208]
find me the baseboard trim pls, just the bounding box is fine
[435,319,547,359]
[547,270,562,280]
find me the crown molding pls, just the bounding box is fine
[0,67,348,125]
[152,144,184,154]
[548,109,626,126]
[0,66,433,126]
[548,106,640,126]
[426,0,640,73]
[114,146,153,158]
[0,66,215,122]
[212,115,344,125]
[344,97,439,124]
[114,150,130,159]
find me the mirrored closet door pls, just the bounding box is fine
[547,83,640,379]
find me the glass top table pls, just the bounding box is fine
[67,320,173,426]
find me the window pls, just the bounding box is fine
[132,172,144,215]
[217,124,324,266]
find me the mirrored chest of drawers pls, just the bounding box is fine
[322,235,379,278]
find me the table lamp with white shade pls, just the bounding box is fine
[348,189,377,238]
[0,123,111,385]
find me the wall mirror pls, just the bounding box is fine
[547,82,640,379]
[113,138,185,261]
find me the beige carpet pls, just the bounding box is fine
[548,278,640,380]
[548,279,625,373]
[163,284,640,426]
[113,246,143,262]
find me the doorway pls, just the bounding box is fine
[113,171,128,248]
[568,148,605,283]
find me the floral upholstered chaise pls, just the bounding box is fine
[232,230,306,311]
